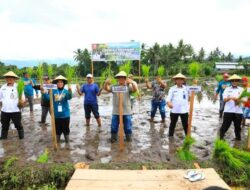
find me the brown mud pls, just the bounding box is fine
[0,83,249,166]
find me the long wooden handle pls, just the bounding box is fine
[50,89,58,150]
[118,92,124,151]
[248,127,250,150]
[187,80,198,137]
[187,91,195,137]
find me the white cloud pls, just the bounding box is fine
[0,0,250,60]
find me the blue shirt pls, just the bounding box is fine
[44,88,72,118]
[23,77,38,97]
[80,83,99,105]
[216,80,231,99]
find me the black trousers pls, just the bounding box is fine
[168,113,188,136]
[55,117,70,136]
[220,112,242,140]
[41,106,50,123]
[1,111,23,131]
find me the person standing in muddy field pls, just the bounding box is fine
[167,73,189,137]
[241,76,250,126]
[23,72,38,112]
[145,75,167,123]
[32,76,51,124]
[42,75,72,143]
[76,74,102,127]
[220,74,243,141]
[214,73,231,118]
[104,71,138,143]
[0,71,25,140]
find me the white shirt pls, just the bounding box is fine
[0,83,20,113]
[223,86,243,114]
[167,85,189,114]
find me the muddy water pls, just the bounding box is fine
[0,84,249,165]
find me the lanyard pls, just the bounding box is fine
[57,89,65,102]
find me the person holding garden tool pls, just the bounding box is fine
[76,74,102,127]
[32,76,51,124]
[42,75,72,143]
[22,72,38,112]
[145,75,167,123]
[214,73,231,118]
[241,76,250,126]
[167,73,189,137]
[104,71,137,143]
[220,74,243,141]
[0,71,25,140]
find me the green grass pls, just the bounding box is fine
[36,64,44,85]
[188,62,201,79]
[239,89,250,99]
[26,67,34,77]
[119,61,131,75]
[212,139,250,186]
[36,149,49,164]
[157,65,165,77]
[3,157,18,171]
[65,66,75,85]
[142,64,150,78]
[215,74,223,82]
[47,65,54,79]
[177,137,196,161]
[17,80,25,100]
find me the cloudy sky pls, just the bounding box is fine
[0,0,250,60]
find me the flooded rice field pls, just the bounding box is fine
[0,82,249,165]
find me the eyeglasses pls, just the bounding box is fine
[231,80,239,82]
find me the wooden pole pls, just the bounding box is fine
[50,89,58,150]
[118,92,124,151]
[187,80,197,137]
[91,60,94,76]
[248,127,250,150]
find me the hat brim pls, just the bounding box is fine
[115,75,127,78]
[173,77,186,80]
[52,79,68,84]
[4,75,19,79]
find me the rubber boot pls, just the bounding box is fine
[125,134,132,142]
[0,130,8,140]
[111,133,117,143]
[64,135,69,143]
[56,135,60,142]
[17,129,24,139]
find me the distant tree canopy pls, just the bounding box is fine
[1,39,249,78]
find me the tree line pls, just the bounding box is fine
[1,39,250,78]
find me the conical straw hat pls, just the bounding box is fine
[115,71,127,78]
[228,74,241,81]
[3,71,19,79]
[172,73,186,79]
[53,75,68,84]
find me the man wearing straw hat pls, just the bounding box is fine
[0,71,25,140]
[104,71,138,143]
[220,74,243,141]
[167,73,189,137]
